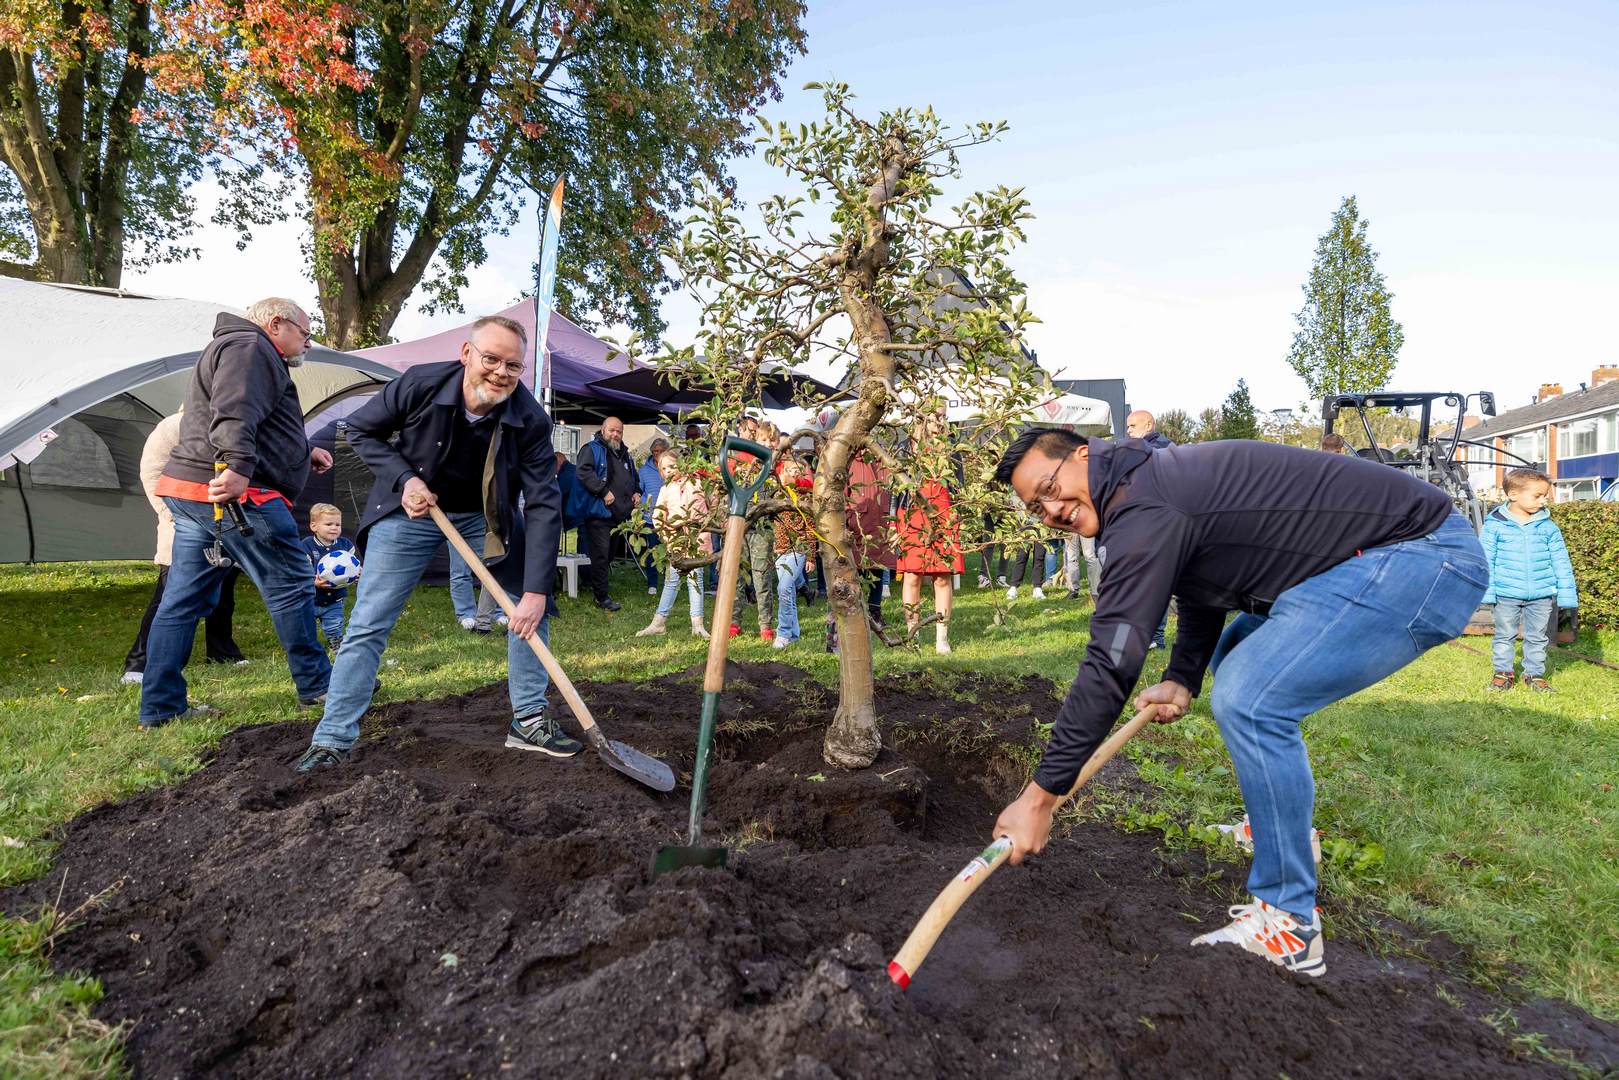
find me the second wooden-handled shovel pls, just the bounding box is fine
[887,703,1163,989]
[429,506,675,793]
[651,435,774,877]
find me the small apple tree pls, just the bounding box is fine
[648,83,1049,769]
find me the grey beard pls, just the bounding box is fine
[473,382,512,407]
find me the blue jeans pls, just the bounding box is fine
[775,553,807,640]
[1205,514,1485,921]
[316,600,347,646]
[656,564,704,619]
[140,497,331,724]
[1491,595,1554,677]
[311,511,551,750]
[447,544,478,621]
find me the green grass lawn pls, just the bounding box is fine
[2,557,1616,1076]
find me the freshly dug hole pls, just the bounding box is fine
[7,661,1616,1078]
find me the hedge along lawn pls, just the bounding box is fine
[1,556,1617,1075]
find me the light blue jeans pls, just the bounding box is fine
[1490,595,1554,677]
[311,510,550,751]
[656,564,705,620]
[774,552,807,641]
[1206,513,1485,921]
[448,544,479,621]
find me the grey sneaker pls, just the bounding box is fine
[120,670,143,686]
[295,745,351,771]
[506,710,584,757]
[137,703,220,732]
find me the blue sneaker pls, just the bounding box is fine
[1191,898,1326,977]
[506,709,583,757]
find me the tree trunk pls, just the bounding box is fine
[816,427,882,769]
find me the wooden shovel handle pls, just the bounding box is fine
[703,515,750,693]
[887,704,1161,988]
[429,506,596,734]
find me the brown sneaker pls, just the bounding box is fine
[1525,676,1553,693]
[1488,671,1515,692]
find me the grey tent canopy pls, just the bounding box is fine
[0,279,396,562]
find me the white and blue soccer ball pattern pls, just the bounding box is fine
[317,549,363,586]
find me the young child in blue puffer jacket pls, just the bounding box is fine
[1480,468,1578,692]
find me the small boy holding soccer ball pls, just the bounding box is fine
[303,503,359,652]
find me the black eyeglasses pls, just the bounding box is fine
[1023,452,1070,518]
[278,317,312,343]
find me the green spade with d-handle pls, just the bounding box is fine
[653,435,774,876]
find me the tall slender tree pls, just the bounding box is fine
[1217,378,1259,440]
[1286,195,1404,399]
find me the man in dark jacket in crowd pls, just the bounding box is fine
[991,429,1485,978]
[296,315,579,769]
[138,298,334,730]
[575,416,640,611]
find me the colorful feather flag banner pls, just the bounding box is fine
[535,178,564,395]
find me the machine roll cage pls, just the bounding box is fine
[1321,390,1534,531]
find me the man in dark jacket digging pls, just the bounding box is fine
[991,429,1486,977]
[138,299,334,730]
[296,315,581,770]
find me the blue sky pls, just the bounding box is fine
[131,0,1619,419]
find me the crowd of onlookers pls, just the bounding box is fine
[116,295,1578,733]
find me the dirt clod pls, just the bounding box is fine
[8,663,1616,1078]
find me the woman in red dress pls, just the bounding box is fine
[895,421,962,654]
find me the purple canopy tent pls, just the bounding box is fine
[351,298,665,423]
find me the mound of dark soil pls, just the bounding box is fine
[8,662,1617,1078]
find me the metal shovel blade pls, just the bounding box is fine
[584,726,676,792]
[651,842,728,877]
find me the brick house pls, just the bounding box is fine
[1463,366,1619,502]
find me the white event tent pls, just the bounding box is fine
[0,278,396,562]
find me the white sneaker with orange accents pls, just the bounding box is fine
[1191,898,1325,976]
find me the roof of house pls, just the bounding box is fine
[1467,379,1619,440]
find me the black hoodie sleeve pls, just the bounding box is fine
[1035,508,1190,796]
[1162,602,1229,693]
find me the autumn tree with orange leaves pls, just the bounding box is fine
[3,0,806,349]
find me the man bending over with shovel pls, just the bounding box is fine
[992,428,1486,976]
[296,315,580,770]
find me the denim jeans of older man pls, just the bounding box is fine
[309,510,550,751]
[1204,513,1485,923]
[140,496,331,727]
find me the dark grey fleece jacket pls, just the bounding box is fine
[163,313,311,498]
[1037,437,1454,795]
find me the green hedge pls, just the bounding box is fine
[1549,501,1619,628]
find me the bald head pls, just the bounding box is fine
[1125,410,1156,439]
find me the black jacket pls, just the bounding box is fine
[346,361,561,597]
[1036,438,1454,795]
[164,314,311,497]
[1141,430,1174,451]
[575,433,640,522]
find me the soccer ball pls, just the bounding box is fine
[317,549,362,586]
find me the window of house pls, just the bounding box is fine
[1557,417,1600,459]
[1555,477,1600,502]
[1505,429,1545,467]
[1600,411,1618,455]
